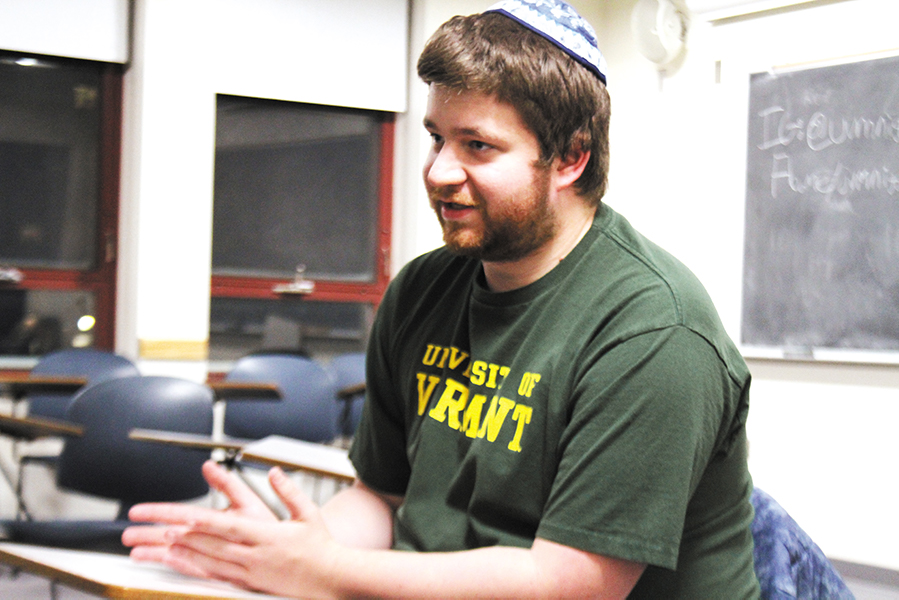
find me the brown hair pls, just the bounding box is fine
[417,11,611,205]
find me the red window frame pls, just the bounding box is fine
[209,118,394,307]
[0,63,122,354]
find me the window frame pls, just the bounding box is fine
[209,115,394,307]
[0,60,122,355]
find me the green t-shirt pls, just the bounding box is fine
[350,203,760,598]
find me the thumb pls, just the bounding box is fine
[268,467,320,522]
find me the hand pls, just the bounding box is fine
[122,461,342,589]
[123,460,277,556]
[133,465,339,597]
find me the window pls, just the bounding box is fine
[209,95,393,362]
[0,52,121,359]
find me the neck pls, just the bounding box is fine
[482,204,596,293]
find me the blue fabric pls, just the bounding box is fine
[751,488,855,599]
[485,0,607,83]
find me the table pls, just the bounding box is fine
[0,375,88,401]
[240,436,355,483]
[206,381,281,401]
[0,413,83,442]
[0,542,290,599]
[128,429,355,515]
[128,430,354,483]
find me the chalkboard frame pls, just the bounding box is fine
[740,51,899,363]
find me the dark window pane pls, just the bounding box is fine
[0,289,97,356]
[212,96,382,281]
[0,54,101,269]
[208,297,371,361]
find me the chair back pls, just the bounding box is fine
[328,352,367,437]
[223,354,339,443]
[56,375,213,514]
[27,348,140,421]
[750,487,854,599]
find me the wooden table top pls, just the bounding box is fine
[0,375,88,399]
[0,413,83,441]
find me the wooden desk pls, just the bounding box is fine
[206,381,281,401]
[129,429,249,454]
[0,375,88,400]
[0,542,290,599]
[0,413,83,441]
[336,382,365,400]
[127,430,355,483]
[241,436,356,483]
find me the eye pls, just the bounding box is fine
[429,132,444,147]
[468,140,490,151]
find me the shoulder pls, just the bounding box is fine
[586,205,748,381]
[375,247,479,331]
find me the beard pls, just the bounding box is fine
[430,167,558,262]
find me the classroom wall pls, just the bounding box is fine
[118,0,409,382]
[400,0,899,573]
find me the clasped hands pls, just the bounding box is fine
[122,459,337,597]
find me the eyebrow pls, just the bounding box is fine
[422,119,493,140]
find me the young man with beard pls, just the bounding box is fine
[123,1,760,598]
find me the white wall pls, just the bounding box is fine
[0,0,129,63]
[117,0,409,379]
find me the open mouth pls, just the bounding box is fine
[441,201,473,211]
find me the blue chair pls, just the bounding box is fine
[750,488,855,599]
[328,352,367,439]
[15,349,141,517]
[1,375,214,554]
[223,354,339,443]
[25,348,140,421]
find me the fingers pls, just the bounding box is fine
[122,523,188,547]
[128,501,214,525]
[201,461,265,512]
[268,467,319,522]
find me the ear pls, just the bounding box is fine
[554,147,590,191]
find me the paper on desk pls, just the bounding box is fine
[241,435,356,481]
[0,542,291,599]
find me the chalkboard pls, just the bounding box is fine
[741,53,899,358]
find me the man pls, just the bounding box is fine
[123,1,761,597]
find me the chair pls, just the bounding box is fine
[14,349,141,517]
[327,352,367,439]
[22,348,141,421]
[750,487,855,599]
[223,354,339,443]
[0,375,214,554]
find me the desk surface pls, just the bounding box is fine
[206,381,281,401]
[241,436,356,483]
[128,430,356,483]
[129,429,250,453]
[0,375,88,399]
[0,413,83,441]
[0,542,290,599]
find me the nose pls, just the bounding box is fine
[424,145,466,188]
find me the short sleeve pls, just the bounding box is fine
[348,277,413,496]
[537,325,736,568]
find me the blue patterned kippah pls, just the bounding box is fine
[485,0,607,85]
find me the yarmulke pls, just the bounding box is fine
[485,0,607,85]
